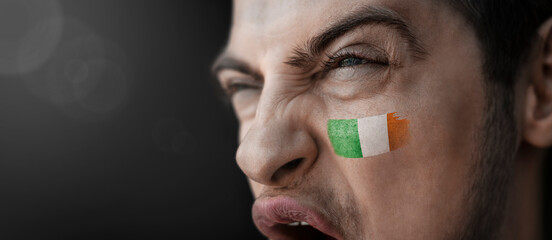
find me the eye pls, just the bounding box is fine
[224,81,262,98]
[217,70,263,99]
[322,48,389,72]
[227,83,253,95]
[338,57,368,68]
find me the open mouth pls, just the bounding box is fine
[266,220,337,240]
[252,196,342,240]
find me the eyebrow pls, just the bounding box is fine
[211,55,262,81]
[211,5,427,76]
[285,6,427,70]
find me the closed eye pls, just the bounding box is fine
[338,57,368,67]
[322,50,389,72]
[223,80,263,98]
[226,83,256,96]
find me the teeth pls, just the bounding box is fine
[287,221,310,226]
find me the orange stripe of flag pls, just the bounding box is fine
[387,112,410,151]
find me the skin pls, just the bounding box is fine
[214,0,552,239]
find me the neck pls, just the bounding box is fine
[500,145,543,240]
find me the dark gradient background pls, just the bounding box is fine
[0,1,550,240]
[0,0,263,239]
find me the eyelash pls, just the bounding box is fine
[225,82,260,97]
[321,50,389,71]
[224,50,390,97]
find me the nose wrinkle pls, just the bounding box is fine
[236,81,320,186]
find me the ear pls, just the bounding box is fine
[524,17,552,148]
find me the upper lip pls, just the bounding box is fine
[252,196,342,240]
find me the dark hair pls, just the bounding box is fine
[446,1,552,238]
[447,0,552,86]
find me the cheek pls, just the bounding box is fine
[336,50,486,237]
[337,100,483,238]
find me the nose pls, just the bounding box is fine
[236,97,318,187]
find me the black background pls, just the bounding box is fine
[0,1,263,239]
[0,1,549,239]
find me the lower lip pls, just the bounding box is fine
[252,196,341,239]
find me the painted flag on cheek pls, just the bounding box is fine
[327,112,410,158]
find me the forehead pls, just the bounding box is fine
[233,0,428,28]
[228,0,446,65]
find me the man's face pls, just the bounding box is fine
[215,0,493,239]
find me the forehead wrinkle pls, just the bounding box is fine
[228,1,431,77]
[285,5,428,71]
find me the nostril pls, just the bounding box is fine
[271,158,304,183]
[281,158,303,170]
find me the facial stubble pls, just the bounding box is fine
[456,81,518,240]
[317,80,519,240]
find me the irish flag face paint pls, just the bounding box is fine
[328,112,410,158]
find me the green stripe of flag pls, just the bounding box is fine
[327,119,363,158]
